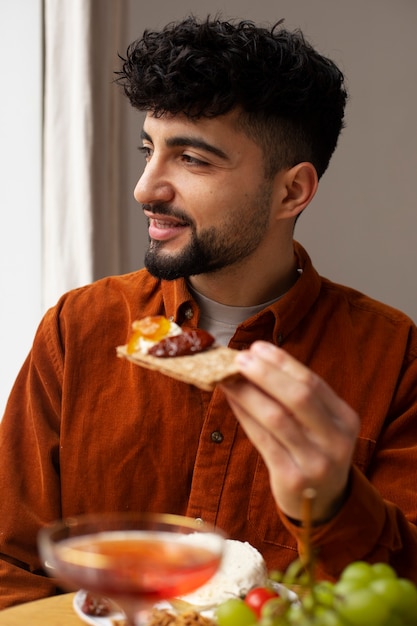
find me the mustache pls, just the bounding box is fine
[142,203,193,226]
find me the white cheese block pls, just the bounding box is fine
[179,539,268,607]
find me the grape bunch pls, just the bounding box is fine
[216,561,417,626]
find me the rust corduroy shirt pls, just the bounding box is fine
[1,243,417,609]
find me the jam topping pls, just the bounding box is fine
[148,329,215,357]
[126,316,215,357]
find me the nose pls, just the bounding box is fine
[133,158,175,205]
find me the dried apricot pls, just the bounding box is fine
[127,316,172,353]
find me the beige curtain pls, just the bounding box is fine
[43,0,128,309]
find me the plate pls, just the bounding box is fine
[73,590,126,626]
[73,590,175,626]
[73,583,298,625]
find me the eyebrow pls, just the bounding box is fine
[141,130,229,161]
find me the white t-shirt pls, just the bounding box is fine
[187,284,283,346]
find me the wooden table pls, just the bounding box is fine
[0,593,82,625]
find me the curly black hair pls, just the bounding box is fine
[116,16,347,179]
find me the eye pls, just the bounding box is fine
[181,153,209,166]
[138,145,153,161]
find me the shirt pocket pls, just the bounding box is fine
[352,436,376,473]
[247,456,298,552]
[247,436,376,550]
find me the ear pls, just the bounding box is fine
[274,162,318,220]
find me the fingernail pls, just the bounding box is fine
[252,341,276,355]
[236,351,253,367]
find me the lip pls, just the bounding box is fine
[145,211,189,242]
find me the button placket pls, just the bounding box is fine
[186,388,238,522]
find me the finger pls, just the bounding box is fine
[235,342,359,442]
[224,383,349,519]
[222,378,353,522]
[223,385,302,471]
[222,379,339,487]
[223,380,312,456]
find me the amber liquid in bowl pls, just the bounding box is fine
[38,513,225,626]
[54,530,221,602]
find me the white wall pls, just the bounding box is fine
[0,1,43,415]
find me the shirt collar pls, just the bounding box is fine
[160,241,322,345]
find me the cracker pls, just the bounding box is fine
[116,344,241,391]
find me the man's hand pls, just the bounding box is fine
[221,341,360,524]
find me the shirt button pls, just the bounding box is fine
[211,430,224,443]
[184,307,194,319]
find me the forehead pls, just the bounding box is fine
[142,110,260,157]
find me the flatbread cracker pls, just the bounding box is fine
[116,344,241,391]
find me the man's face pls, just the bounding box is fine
[134,111,274,280]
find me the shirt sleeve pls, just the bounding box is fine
[279,358,417,584]
[0,306,63,608]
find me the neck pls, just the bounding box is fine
[189,240,298,306]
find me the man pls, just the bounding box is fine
[1,16,417,609]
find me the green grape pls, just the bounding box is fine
[370,562,397,580]
[285,603,302,618]
[312,606,346,626]
[339,560,374,586]
[269,570,285,584]
[391,577,417,620]
[381,614,404,626]
[282,558,308,585]
[335,587,390,626]
[313,580,335,608]
[370,577,403,608]
[261,596,291,620]
[333,578,364,596]
[263,560,417,626]
[216,597,257,626]
[284,603,310,625]
[258,613,290,626]
[301,591,316,613]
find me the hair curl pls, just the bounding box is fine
[116,16,347,178]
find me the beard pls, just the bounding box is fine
[143,182,273,281]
